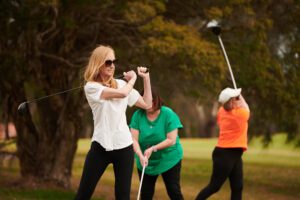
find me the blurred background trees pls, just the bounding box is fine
[0,0,299,187]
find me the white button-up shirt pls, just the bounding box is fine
[84,80,140,151]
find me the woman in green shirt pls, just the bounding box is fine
[130,89,184,200]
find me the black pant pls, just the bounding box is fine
[195,147,243,200]
[138,160,184,200]
[75,142,134,200]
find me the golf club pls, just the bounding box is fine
[137,163,146,200]
[17,86,83,115]
[17,68,148,115]
[207,20,237,89]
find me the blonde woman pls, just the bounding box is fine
[75,45,152,200]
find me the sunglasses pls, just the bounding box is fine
[105,59,118,66]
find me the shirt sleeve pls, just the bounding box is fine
[233,108,250,122]
[84,82,105,103]
[129,110,140,130]
[128,88,140,107]
[166,108,183,133]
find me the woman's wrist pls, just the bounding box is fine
[127,81,135,87]
[142,74,150,80]
[152,145,157,152]
[138,152,143,158]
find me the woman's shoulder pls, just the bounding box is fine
[233,107,250,116]
[134,108,145,114]
[86,81,104,85]
[218,106,225,113]
[161,106,174,111]
[84,81,103,89]
[116,79,126,87]
[161,106,177,115]
[132,108,146,117]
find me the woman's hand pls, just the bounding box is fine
[123,70,137,82]
[235,94,249,111]
[139,154,148,167]
[137,66,149,79]
[143,146,154,160]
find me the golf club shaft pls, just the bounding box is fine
[137,164,146,200]
[218,36,237,89]
[25,86,83,104]
[23,69,145,104]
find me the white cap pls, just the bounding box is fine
[218,87,242,104]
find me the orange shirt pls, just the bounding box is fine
[216,107,250,151]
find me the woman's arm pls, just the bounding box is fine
[131,128,148,166]
[100,70,137,99]
[134,67,152,109]
[144,129,178,159]
[237,95,249,111]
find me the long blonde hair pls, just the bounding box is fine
[84,45,117,88]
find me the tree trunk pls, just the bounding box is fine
[14,91,82,187]
[169,92,219,138]
[5,67,83,187]
[195,101,218,138]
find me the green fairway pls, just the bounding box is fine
[0,134,300,200]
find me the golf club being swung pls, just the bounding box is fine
[17,68,148,115]
[207,20,237,89]
[17,86,83,115]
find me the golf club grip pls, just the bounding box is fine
[114,68,149,79]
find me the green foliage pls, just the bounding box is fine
[137,16,225,96]
[123,1,160,23]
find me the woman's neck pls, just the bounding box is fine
[146,109,161,121]
[97,74,110,84]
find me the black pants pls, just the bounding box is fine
[75,142,134,200]
[195,147,243,200]
[138,160,184,200]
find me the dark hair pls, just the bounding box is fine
[141,87,163,111]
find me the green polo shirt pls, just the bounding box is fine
[130,106,183,175]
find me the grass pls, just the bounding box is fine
[0,188,76,200]
[0,134,300,200]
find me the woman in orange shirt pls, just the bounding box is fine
[195,88,250,200]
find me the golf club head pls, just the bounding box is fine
[207,20,222,36]
[17,102,28,116]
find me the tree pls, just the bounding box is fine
[0,0,224,186]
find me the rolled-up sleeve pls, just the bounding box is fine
[128,88,140,107]
[84,82,105,103]
[166,109,183,133]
